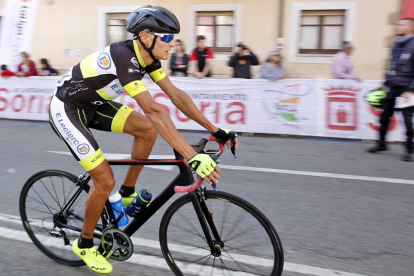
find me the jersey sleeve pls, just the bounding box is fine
[189,50,198,61]
[114,45,148,98]
[206,48,214,59]
[146,60,167,83]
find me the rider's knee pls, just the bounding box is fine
[94,176,116,194]
[135,125,157,142]
[145,126,157,142]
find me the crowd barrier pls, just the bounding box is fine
[0,76,408,142]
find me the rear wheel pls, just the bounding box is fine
[159,190,284,276]
[19,170,111,266]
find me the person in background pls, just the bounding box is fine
[189,35,213,78]
[16,52,38,77]
[169,39,188,77]
[40,58,58,76]
[1,65,15,78]
[228,42,259,79]
[367,18,414,162]
[261,49,289,81]
[331,41,361,82]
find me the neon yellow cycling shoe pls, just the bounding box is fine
[73,239,113,274]
[120,192,137,207]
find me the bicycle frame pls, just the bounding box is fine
[54,136,224,256]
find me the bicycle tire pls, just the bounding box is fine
[159,190,284,276]
[19,170,110,266]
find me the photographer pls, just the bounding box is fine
[228,42,259,79]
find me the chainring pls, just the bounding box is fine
[99,228,134,261]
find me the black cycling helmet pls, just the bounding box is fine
[126,6,180,62]
[126,5,180,35]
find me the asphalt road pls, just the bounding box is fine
[0,119,413,276]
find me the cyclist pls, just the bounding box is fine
[49,6,238,274]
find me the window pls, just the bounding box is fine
[299,10,345,54]
[196,12,234,52]
[106,13,133,45]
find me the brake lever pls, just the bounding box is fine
[230,138,237,158]
[229,131,237,158]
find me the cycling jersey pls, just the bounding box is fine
[56,40,166,110]
[50,39,166,171]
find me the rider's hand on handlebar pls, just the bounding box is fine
[212,129,238,157]
[188,154,221,185]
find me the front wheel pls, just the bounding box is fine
[159,190,284,276]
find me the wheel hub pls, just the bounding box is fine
[53,213,68,225]
[213,240,224,257]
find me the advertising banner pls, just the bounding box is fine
[0,0,40,71]
[0,76,408,142]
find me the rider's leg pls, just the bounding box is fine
[81,160,115,240]
[122,111,158,188]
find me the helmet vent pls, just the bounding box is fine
[156,19,171,30]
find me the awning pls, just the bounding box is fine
[401,0,414,18]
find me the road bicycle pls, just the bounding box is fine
[19,135,284,275]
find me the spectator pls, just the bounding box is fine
[169,39,188,77]
[331,41,361,81]
[40,58,58,76]
[1,65,15,78]
[367,18,414,162]
[261,50,289,81]
[190,35,213,78]
[16,52,38,77]
[228,42,259,79]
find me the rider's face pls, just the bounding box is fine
[152,35,174,60]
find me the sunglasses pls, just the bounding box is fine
[153,33,175,43]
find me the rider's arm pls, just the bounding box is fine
[134,91,197,160]
[156,76,219,134]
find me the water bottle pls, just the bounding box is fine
[125,189,152,218]
[109,193,129,226]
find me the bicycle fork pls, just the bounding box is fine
[189,189,223,257]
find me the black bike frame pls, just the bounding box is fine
[55,143,223,255]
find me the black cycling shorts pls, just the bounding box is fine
[49,95,134,171]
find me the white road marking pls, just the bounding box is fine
[219,165,414,185]
[49,151,414,185]
[6,168,16,173]
[0,213,368,276]
[0,226,258,276]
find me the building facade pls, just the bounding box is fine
[0,0,405,79]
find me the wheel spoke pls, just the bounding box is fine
[162,192,281,276]
[21,172,108,266]
[27,195,60,213]
[175,210,207,242]
[219,200,229,238]
[49,177,61,209]
[222,207,248,242]
[223,223,259,243]
[62,177,67,207]
[222,248,255,274]
[219,256,232,275]
[31,187,57,215]
[40,179,61,209]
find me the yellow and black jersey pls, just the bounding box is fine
[55,40,166,110]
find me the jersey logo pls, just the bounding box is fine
[97,52,111,69]
[128,68,140,74]
[77,144,90,155]
[131,57,140,68]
